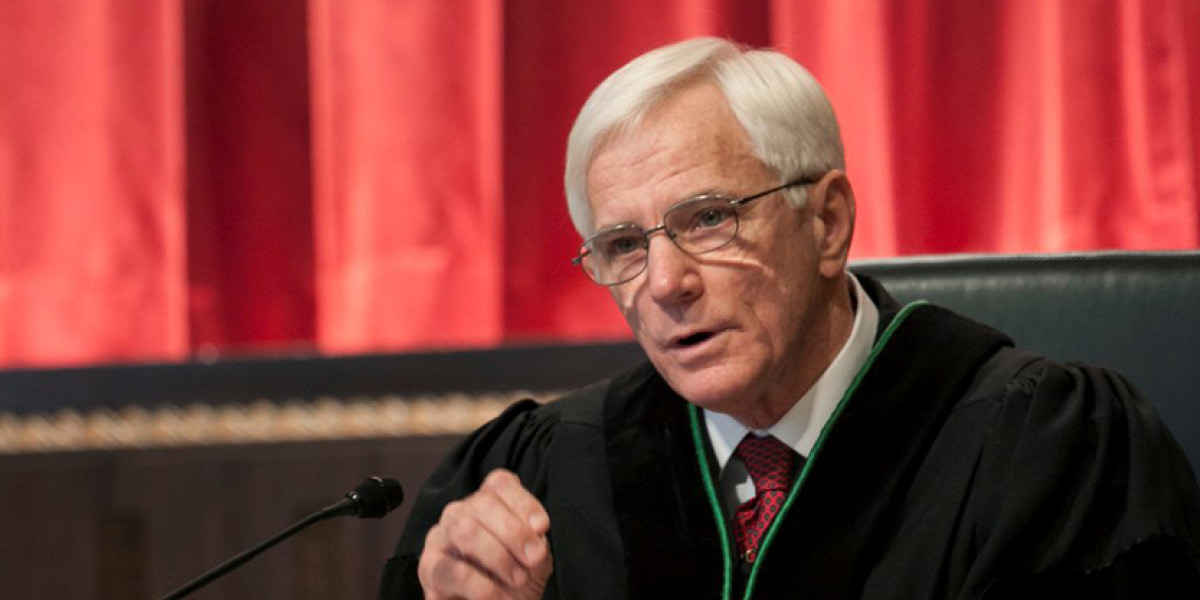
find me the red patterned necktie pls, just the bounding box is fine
[732,434,797,563]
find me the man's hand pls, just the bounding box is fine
[418,469,553,599]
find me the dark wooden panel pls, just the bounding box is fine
[0,435,462,600]
[96,512,149,600]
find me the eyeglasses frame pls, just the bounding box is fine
[571,174,824,286]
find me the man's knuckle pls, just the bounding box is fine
[434,554,471,588]
[416,556,433,583]
[484,469,521,494]
[439,499,464,521]
[418,551,456,594]
[447,514,481,543]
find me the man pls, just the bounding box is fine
[379,38,1200,599]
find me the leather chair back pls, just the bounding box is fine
[852,251,1200,477]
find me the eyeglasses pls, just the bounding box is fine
[572,176,821,286]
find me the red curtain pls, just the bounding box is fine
[308,0,506,354]
[1,0,1197,368]
[777,0,1200,256]
[0,1,189,367]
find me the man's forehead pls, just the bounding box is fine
[587,86,758,186]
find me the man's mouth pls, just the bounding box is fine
[675,331,716,348]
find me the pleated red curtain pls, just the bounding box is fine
[1,0,1197,368]
[777,0,1200,256]
[308,0,506,354]
[0,1,189,367]
[184,0,317,356]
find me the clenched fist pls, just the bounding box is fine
[418,469,553,599]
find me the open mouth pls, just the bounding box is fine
[677,331,715,347]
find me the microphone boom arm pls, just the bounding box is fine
[156,476,403,600]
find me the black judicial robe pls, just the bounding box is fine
[378,280,1200,599]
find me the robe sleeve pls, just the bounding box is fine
[375,398,559,600]
[969,358,1200,599]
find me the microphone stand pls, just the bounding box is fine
[156,477,402,600]
[158,504,341,600]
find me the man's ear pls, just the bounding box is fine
[811,170,856,279]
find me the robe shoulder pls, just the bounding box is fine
[376,376,615,600]
[954,349,1200,598]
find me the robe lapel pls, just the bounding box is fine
[753,297,1013,596]
[603,362,727,599]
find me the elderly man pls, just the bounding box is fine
[378,38,1200,599]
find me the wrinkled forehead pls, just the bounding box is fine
[584,83,768,229]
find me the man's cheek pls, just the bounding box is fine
[611,288,638,321]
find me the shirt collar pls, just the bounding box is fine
[704,272,879,467]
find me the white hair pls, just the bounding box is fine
[564,37,845,236]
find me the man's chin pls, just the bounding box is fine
[660,369,754,414]
[645,347,755,400]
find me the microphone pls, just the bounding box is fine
[156,476,404,600]
[325,476,406,519]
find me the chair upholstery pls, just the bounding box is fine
[851,250,1200,478]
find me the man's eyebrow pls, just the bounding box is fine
[590,219,642,235]
[683,187,723,199]
[590,186,730,231]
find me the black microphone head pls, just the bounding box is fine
[346,476,404,519]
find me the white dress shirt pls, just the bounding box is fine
[703,273,879,514]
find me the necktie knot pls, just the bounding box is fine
[735,434,795,493]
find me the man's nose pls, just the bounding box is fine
[644,233,702,303]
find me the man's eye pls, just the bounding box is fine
[693,207,732,229]
[600,235,644,257]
